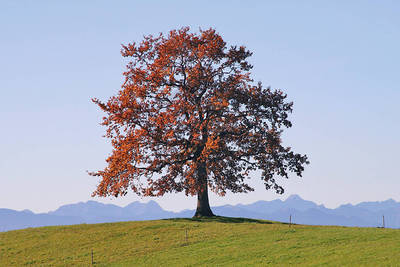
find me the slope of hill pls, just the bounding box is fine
[0,217,399,266]
[1,194,399,231]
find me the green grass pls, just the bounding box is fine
[1,216,399,266]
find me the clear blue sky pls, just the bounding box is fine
[1,0,399,213]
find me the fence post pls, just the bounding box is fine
[383,215,385,228]
[91,249,94,265]
[289,214,292,228]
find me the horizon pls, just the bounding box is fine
[6,193,399,214]
[1,1,399,214]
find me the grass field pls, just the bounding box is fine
[0,216,399,266]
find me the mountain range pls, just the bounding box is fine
[1,194,399,232]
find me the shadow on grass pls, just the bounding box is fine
[164,216,274,224]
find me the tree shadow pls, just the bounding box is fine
[165,216,274,224]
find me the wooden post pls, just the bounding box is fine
[289,214,292,228]
[383,215,385,228]
[185,228,188,243]
[91,249,94,265]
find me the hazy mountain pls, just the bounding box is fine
[1,195,399,232]
[0,208,83,232]
[354,199,398,212]
[49,200,176,223]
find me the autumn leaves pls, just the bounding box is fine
[90,27,308,216]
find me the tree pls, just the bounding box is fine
[90,27,309,217]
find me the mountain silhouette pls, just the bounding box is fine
[1,195,399,232]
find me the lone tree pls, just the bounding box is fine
[90,27,308,217]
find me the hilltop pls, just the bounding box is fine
[1,217,399,266]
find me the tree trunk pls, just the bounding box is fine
[193,164,215,217]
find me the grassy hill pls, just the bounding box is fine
[1,217,399,266]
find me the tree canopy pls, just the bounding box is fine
[90,27,308,217]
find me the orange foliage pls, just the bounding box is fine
[90,27,308,199]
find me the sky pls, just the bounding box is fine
[1,0,399,213]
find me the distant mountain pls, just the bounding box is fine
[0,209,83,232]
[1,195,399,232]
[49,200,176,223]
